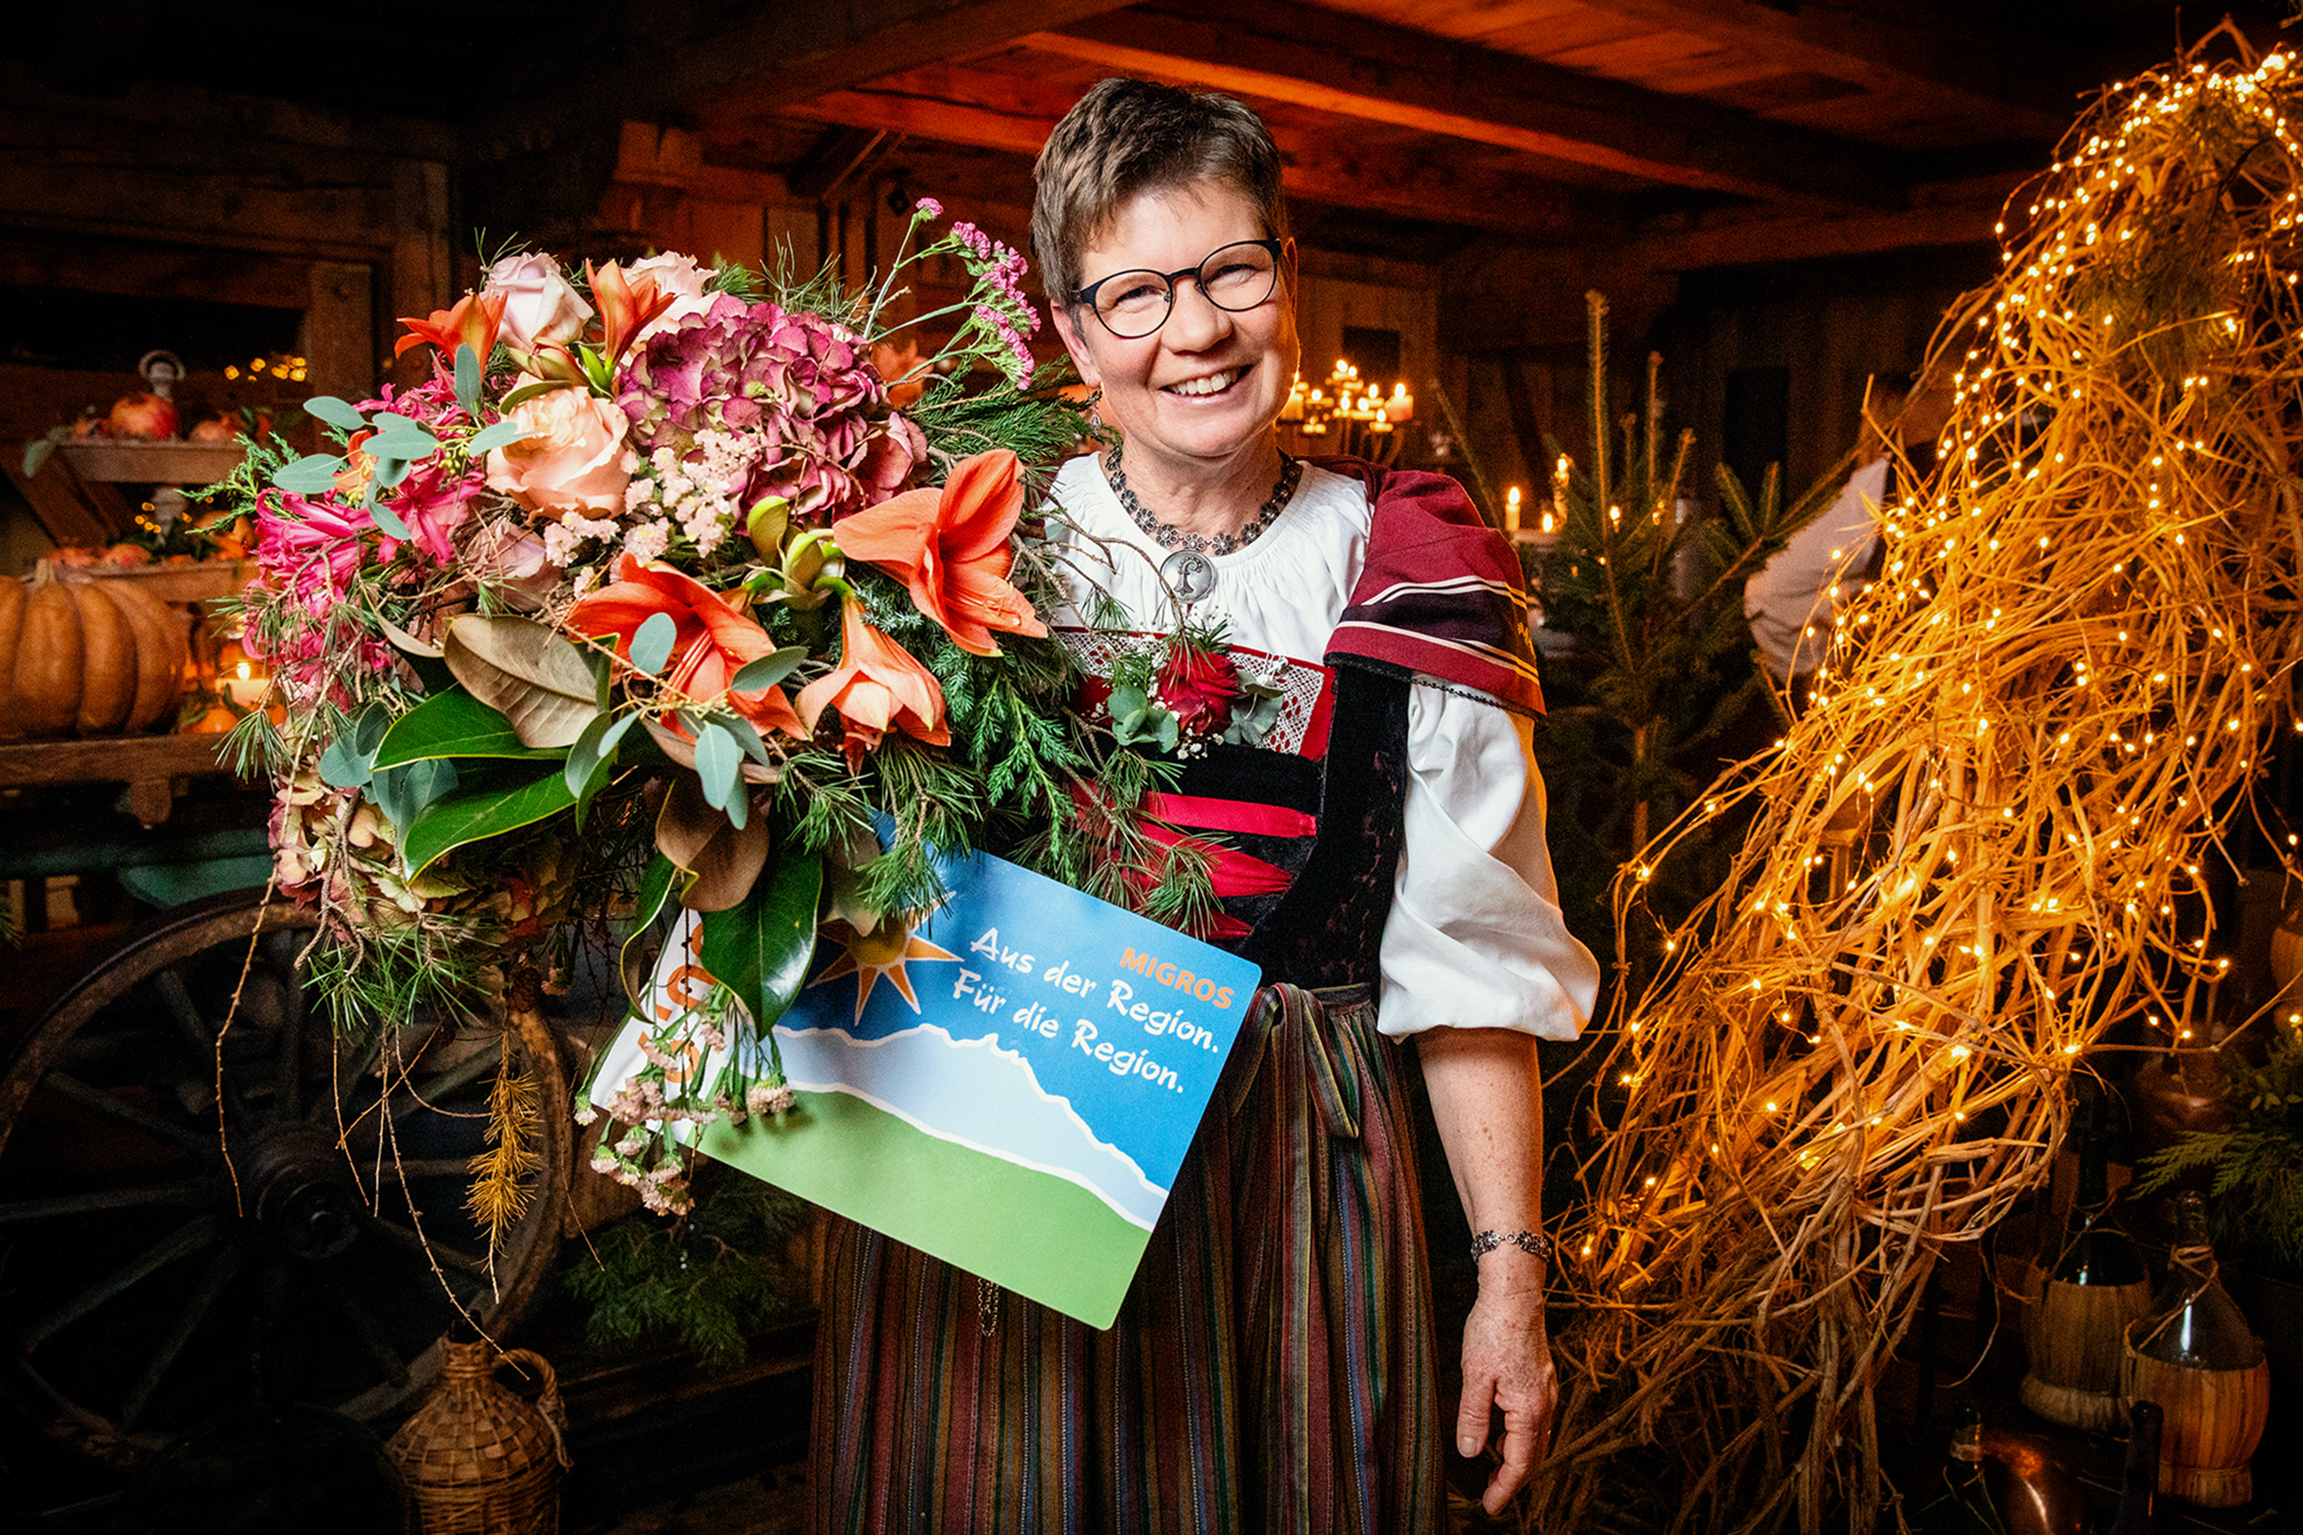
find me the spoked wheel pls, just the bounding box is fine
[0,892,568,1464]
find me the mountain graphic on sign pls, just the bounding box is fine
[773,1020,1170,1229]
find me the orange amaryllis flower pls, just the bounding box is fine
[833,448,1049,657]
[588,260,678,366]
[796,601,951,769]
[394,290,509,360]
[564,555,806,738]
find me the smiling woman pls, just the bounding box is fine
[805,77,1600,1535]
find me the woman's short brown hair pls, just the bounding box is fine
[1032,78,1290,311]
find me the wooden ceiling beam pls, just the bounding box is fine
[474,0,1133,159]
[1623,175,2017,270]
[782,86,1613,240]
[1561,0,2074,138]
[1021,0,1905,209]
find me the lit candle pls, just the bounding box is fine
[1385,382,1414,423]
[1280,372,1306,422]
[224,659,268,709]
[1506,486,1523,533]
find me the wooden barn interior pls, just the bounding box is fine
[4,3,2301,1532]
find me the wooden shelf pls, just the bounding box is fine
[54,440,246,485]
[0,732,249,825]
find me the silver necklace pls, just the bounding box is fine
[1104,441,1301,605]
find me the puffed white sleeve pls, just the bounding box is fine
[1375,685,1601,1039]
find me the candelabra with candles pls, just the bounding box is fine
[1279,358,1414,463]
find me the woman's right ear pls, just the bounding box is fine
[1050,303,1103,391]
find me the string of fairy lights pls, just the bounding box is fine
[1538,34,2303,1533]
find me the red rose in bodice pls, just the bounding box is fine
[1156,643,1244,734]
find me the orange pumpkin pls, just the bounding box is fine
[0,571,190,740]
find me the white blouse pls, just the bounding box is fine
[1045,455,1599,1041]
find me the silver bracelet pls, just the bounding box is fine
[1470,1228,1553,1263]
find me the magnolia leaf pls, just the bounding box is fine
[403,769,577,875]
[655,775,770,913]
[466,418,537,454]
[444,615,600,749]
[374,686,566,768]
[374,613,443,659]
[618,852,688,1012]
[306,396,368,433]
[453,345,482,414]
[273,455,345,494]
[699,848,824,1031]
[630,612,677,677]
[695,720,744,813]
[564,710,639,823]
[501,377,576,411]
[729,645,808,692]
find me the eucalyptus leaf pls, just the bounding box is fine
[373,686,567,768]
[403,770,578,875]
[453,345,481,414]
[564,709,638,804]
[352,705,391,760]
[630,612,678,677]
[699,850,825,1030]
[366,494,414,542]
[367,415,441,458]
[729,646,808,692]
[443,615,600,749]
[371,757,459,849]
[695,721,743,812]
[317,733,372,791]
[273,455,345,494]
[466,418,536,454]
[715,711,773,768]
[305,396,368,433]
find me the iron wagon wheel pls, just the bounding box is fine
[0,890,570,1465]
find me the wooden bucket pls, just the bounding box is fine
[2121,1333,2272,1508]
[2019,1274,2152,1430]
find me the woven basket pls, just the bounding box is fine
[388,1340,569,1534]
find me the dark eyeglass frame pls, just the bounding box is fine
[1070,238,1290,339]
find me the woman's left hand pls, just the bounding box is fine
[1454,1261,1557,1516]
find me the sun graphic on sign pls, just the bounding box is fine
[809,916,963,1023]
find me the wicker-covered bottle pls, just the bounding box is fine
[2021,1085,2151,1430]
[2121,1192,2269,1508]
[387,1339,569,1534]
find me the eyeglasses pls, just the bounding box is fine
[1071,239,1287,339]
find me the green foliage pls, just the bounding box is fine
[2137,1026,2303,1275]
[1531,292,1831,996]
[560,1170,813,1371]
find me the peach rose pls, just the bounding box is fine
[484,253,594,351]
[485,380,632,517]
[626,253,716,345]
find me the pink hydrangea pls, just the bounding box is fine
[617,293,894,524]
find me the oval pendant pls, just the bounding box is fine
[1161,548,1218,604]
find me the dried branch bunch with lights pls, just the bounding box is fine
[1536,29,2303,1535]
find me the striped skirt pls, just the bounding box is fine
[808,983,1447,1534]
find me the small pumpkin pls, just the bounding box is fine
[0,570,189,740]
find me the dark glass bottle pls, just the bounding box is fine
[2045,1089,2144,1288]
[2104,1398,2161,1535]
[1914,1404,2006,1535]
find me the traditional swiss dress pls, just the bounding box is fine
[808,457,1598,1535]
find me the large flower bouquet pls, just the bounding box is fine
[222,203,1218,1228]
